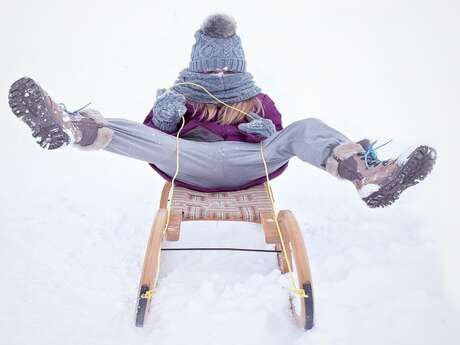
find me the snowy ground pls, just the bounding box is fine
[1,1,459,344]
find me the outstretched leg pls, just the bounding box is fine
[7,77,235,189]
[261,118,436,207]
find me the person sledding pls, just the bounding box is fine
[8,13,436,208]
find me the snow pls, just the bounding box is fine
[0,1,459,345]
[357,183,380,198]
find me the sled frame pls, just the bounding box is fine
[135,182,314,330]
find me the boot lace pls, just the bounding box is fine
[57,102,92,116]
[359,139,393,168]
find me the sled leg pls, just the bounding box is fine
[159,182,172,208]
[278,210,314,330]
[135,208,168,327]
[165,210,182,241]
[260,211,279,244]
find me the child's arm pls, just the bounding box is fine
[260,94,283,131]
[239,94,283,143]
[151,89,187,133]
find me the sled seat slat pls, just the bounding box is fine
[162,182,274,223]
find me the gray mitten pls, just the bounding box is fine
[152,88,187,132]
[238,112,276,139]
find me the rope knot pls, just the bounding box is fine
[290,288,308,298]
[141,289,155,299]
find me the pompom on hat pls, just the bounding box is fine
[189,14,247,73]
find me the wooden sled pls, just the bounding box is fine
[135,182,314,330]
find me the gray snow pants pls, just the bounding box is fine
[104,118,350,190]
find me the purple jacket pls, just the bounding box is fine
[143,93,288,191]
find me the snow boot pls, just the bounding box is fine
[325,139,437,208]
[8,77,112,150]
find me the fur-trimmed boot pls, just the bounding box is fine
[325,139,437,208]
[8,77,112,150]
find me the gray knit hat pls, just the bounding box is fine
[189,14,246,73]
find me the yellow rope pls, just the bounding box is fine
[144,82,306,300]
[141,116,187,300]
[140,289,155,299]
[259,143,308,298]
[172,82,259,120]
[141,116,186,300]
[162,115,187,236]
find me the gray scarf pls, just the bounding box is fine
[172,68,261,104]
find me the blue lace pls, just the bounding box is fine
[361,139,393,168]
[58,102,92,116]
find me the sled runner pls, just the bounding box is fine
[135,181,314,330]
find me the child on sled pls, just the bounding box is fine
[8,14,436,208]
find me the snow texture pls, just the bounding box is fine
[0,1,459,345]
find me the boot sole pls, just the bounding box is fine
[8,77,70,150]
[363,145,437,208]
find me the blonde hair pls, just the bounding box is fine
[188,96,264,125]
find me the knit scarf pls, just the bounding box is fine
[172,68,261,104]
